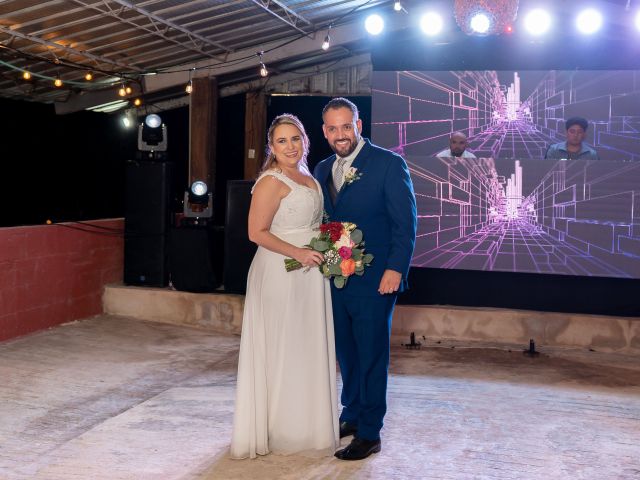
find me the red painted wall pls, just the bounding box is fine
[0,219,123,342]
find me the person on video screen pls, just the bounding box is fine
[545,117,600,160]
[436,131,476,159]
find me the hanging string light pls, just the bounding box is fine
[22,71,31,80]
[118,83,127,96]
[54,76,63,87]
[322,26,331,50]
[257,51,268,78]
[84,71,93,81]
[185,67,194,94]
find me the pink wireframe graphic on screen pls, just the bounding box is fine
[408,157,640,277]
[372,70,640,160]
[372,70,640,278]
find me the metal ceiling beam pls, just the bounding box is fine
[95,20,301,68]
[250,0,314,37]
[10,3,102,33]
[0,0,63,18]
[65,0,230,63]
[0,25,143,72]
[24,3,252,68]
[108,0,233,53]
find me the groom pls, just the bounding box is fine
[314,98,417,460]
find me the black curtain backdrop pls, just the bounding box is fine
[0,98,134,227]
[0,94,246,229]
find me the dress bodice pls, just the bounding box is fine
[253,170,323,235]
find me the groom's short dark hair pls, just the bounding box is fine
[322,97,359,121]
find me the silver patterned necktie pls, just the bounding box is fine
[333,158,346,191]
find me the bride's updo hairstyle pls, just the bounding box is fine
[260,113,310,175]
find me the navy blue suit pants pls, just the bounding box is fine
[331,290,397,441]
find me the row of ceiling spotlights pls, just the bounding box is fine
[363,8,640,36]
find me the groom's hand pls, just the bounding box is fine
[378,269,402,295]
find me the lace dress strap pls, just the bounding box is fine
[251,170,297,193]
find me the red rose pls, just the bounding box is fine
[338,246,352,259]
[321,222,344,243]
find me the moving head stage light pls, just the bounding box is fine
[137,114,168,160]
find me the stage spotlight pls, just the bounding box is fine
[365,14,384,35]
[138,113,167,155]
[576,8,602,34]
[191,181,207,197]
[420,12,443,36]
[470,12,491,34]
[524,9,551,36]
[184,180,213,218]
[145,114,162,129]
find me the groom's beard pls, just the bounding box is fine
[329,135,360,157]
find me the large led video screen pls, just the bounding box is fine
[372,71,640,278]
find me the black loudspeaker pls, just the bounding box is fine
[223,180,257,294]
[124,160,172,287]
[169,226,219,292]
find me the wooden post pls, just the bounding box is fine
[189,77,218,189]
[244,91,267,180]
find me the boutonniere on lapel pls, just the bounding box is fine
[343,167,362,187]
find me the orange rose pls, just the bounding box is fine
[340,258,356,277]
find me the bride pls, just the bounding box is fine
[230,114,339,459]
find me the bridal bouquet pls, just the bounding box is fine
[284,221,373,288]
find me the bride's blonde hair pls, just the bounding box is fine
[260,113,310,175]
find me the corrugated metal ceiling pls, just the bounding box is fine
[0,0,387,104]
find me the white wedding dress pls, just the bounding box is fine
[230,170,339,459]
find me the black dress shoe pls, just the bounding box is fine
[334,437,381,460]
[339,421,358,439]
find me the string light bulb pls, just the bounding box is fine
[22,71,31,80]
[257,52,268,78]
[394,1,402,11]
[54,77,63,87]
[118,83,127,96]
[186,68,194,94]
[322,28,331,50]
[125,85,132,95]
[133,98,142,106]
[84,72,93,81]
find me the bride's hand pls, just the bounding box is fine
[295,248,324,267]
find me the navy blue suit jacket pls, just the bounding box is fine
[314,139,417,297]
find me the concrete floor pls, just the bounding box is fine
[1,316,639,480]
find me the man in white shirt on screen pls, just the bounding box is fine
[436,131,476,158]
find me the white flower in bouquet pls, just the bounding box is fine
[334,232,355,250]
